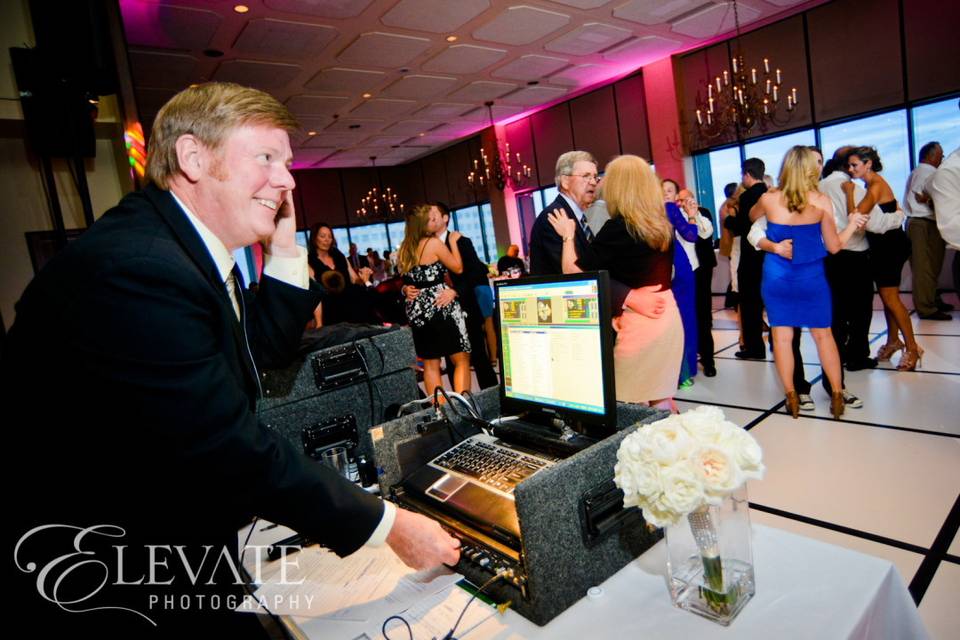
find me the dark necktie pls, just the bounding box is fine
[579,216,594,243]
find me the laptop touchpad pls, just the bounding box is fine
[427,475,468,502]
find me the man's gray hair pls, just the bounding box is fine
[555,150,597,188]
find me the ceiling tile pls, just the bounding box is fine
[304,68,386,94]
[380,75,459,99]
[549,63,609,87]
[303,131,370,148]
[337,32,432,67]
[547,0,615,8]
[263,0,375,19]
[412,102,475,119]
[544,22,632,56]
[473,5,570,46]
[349,98,418,118]
[383,120,442,135]
[763,0,806,5]
[422,44,507,74]
[602,35,683,63]
[380,0,490,33]
[447,80,518,102]
[363,134,415,146]
[460,104,525,121]
[128,50,198,90]
[671,2,763,38]
[121,4,221,50]
[325,118,385,132]
[613,0,703,26]
[498,85,568,106]
[233,19,338,58]
[135,87,179,114]
[291,147,339,167]
[213,60,302,89]
[414,133,458,146]
[285,94,351,117]
[491,55,569,81]
[429,121,484,136]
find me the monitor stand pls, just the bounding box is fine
[492,410,597,458]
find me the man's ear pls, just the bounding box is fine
[175,134,205,183]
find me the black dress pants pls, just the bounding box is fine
[738,246,766,354]
[695,264,715,366]
[825,250,873,366]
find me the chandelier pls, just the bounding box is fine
[356,156,405,218]
[694,0,798,141]
[467,101,532,191]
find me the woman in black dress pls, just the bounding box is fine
[844,147,920,370]
[307,222,374,326]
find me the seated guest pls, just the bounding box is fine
[497,244,526,276]
[547,155,682,412]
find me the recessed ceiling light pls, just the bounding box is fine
[362,92,372,99]
[203,49,224,58]
[419,132,426,136]
[233,4,249,13]
[348,124,361,129]
[527,80,539,86]
[307,130,317,136]
[445,35,458,42]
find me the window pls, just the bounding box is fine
[348,223,390,257]
[911,97,960,161]
[385,221,405,253]
[480,202,497,262]
[743,129,816,186]
[454,204,484,255]
[819,109,910,202]
[332,227,350,253]
[701,146,742,219]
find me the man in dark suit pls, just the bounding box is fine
[725,157,768,359]
[4,83,457,638]
[434,202,499,390]
[528,151,664,318]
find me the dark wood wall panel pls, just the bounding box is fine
[903,0,960,101]
[443,139,475,209]
[293,169,346,228]
[379,163,425,212]
[504,117,539,187]
[530,103,574,188]
[341,167,379,224]
[735,15,812,138]
[614,74,651,160]
[678,42,738,151]
[420,152,450,206]
[807,0,903,123]
[570,86,620,171]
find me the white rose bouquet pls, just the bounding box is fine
[614,406,764,614]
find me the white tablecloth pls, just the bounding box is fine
[247,524,929,640]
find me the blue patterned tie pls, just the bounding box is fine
[580,215,594,243]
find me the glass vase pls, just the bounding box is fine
[664,485,755,626]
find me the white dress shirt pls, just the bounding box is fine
[903,163,937,219]
[930,147,960,250]
[170,191,396,547]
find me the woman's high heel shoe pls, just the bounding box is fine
[831,391,845,419]
[785,391,800,419]
[876,339,905,361]
[897,345,924,371]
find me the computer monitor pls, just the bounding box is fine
[494,271,617,439]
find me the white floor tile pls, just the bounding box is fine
[918,561,960,640]
[674,399,765,430]
[746,412,960,548]
[748,509,924,588]
[911,315,960,336]
[866,334,960,374]
[674,359,821,411]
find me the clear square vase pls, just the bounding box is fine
[664,485,755,626]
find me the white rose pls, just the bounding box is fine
[716,427,765,480]
[639,421,696,465]
[691,445,742,500]
[615,457,661,499]
[658,463,705,516]
[641,493,683,528]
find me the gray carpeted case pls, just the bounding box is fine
[372,387,668,626]
[258,327,420,458]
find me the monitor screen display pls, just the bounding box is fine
[495,272,615,429]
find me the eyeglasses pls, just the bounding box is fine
[568,173,599,183]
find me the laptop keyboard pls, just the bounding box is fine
[432,438,549,493]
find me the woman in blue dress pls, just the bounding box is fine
[753,146,867,419]
[662,179,699,387]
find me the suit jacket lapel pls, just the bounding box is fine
[143,185,260,397]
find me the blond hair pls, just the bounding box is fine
[146,82,299,189]
[778,146,821,213]
[603,155,673,251]
[397,204,433,274]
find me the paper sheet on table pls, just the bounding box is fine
[237,544,459,621]
[377,582,501,640]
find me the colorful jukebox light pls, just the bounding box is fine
[124,122,146,179]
